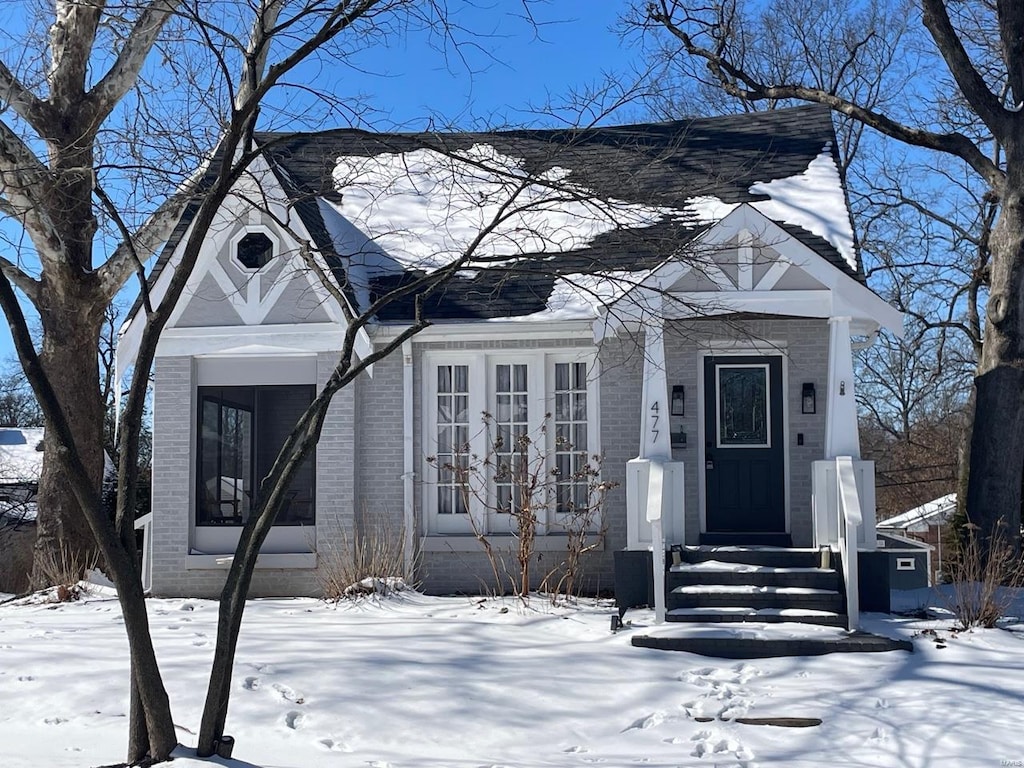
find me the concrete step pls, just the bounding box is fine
[676,546,828,569]
[632,630,913,658]
[668,585,844,613]
[667,561,840,591]
[665,607,847,627]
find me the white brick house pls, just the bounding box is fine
[119,105,902,603]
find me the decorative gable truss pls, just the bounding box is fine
[618,204,901,336]
[166,156,347,330]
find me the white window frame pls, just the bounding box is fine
[421,349,599,537]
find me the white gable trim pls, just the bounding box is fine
[117,148,372,381]
[600,204,903,337]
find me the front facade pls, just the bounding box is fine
[123,106,902,598]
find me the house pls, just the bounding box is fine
[878,493,956,586]
[0,427,44,593]
[118,105,903,627]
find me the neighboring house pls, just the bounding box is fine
[0,427,44,594]
[878,493,956,586]
[0,426,44,522]
[118,105,903,607]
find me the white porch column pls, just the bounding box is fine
[640,317,672,461]
[641,316,669,624]
[825,316,860,459]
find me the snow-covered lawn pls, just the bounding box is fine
[1,586,1023,768]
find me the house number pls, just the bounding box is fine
[650,401,660,441]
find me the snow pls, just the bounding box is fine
[879,493,957,532]
[670,559,827,574]
[748,147,857,270]
[674,585,837,595]
[2,584,1024,768]
[320,143,858,322]
[329,146,678,272]
[0,427,44,484]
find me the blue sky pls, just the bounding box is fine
[331,1,645,129]
[0,1,647,366]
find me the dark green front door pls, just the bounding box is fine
[704,356,785,533]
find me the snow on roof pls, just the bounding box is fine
[878,493,956,532]
[328,145,680,274]
[0,427,44,484]
[748,147,856,271]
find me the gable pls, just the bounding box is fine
[165,159,342,331]
[666,233,827,294]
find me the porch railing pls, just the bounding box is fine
[133,511,153,593]
[835,456,861,631]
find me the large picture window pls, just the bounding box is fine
[423,352,598,535]
[197,385,315,526]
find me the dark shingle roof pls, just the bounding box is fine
[146,104,858,323]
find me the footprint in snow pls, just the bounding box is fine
[283,710,304,730]
[625,711,665,731]
[875,698,889,709]
[43,717,68,725]
[564,745,589,753]
[18,675,34,682]
[272,682,305,703]
[690,729,754,764]
[318,737,353,752]
[242,676,260,691]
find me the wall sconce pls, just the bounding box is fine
[671,385,685,416]
[801,382,816,414]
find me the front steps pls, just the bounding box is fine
[665,546,846,628]
[628,545,913,657]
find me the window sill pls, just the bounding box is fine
[186,553,317,570]
[419,535,604,553]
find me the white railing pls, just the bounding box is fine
[835,456,861,631]
[133,512,154,594]
[647,460,667,624]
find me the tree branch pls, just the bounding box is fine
[920,0,1012,139]
[0,60,50,130]
[87,1,181,123]
[996,0,1024,110]
[649,1,1007,194]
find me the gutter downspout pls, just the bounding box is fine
[402,340,415,581]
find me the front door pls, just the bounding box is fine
[703,356,785,534]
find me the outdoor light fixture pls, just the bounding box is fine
[671,385,685,416]
[801,382,816,414]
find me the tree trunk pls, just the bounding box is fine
[31,277,106,586]
[966,177,1024,552]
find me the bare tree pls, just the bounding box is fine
[0,1,493,762]
[643,0,1024,550]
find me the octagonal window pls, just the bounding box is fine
[236,232,274,270]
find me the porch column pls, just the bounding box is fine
[640,317,672,461]
[825,316,860,459]
[641,316,669,624]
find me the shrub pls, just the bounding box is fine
[944,518,1024,629]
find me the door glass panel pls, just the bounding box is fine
[717,366,769,447]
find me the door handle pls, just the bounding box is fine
[705,453,714,471]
